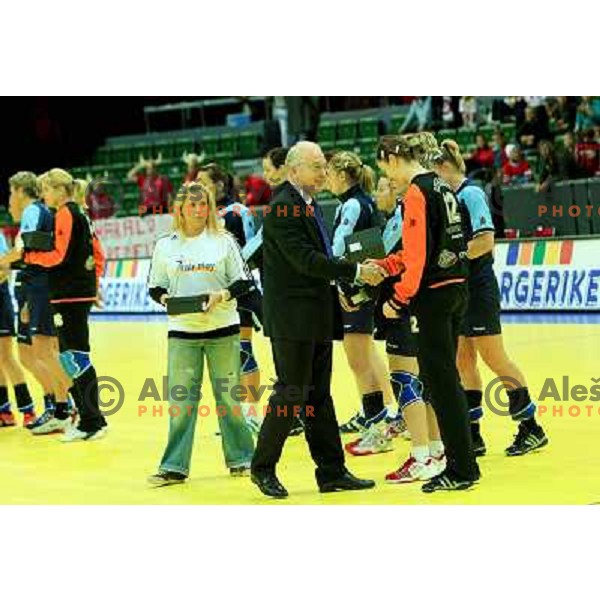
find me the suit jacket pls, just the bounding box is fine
[262,181,356,342]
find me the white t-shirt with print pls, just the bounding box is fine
[149,229,251,333]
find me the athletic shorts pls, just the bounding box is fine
[374,307,418,357]
[342,301,375,335]
[51,302,92,353]
[461,275,502,338]
[237,289,263,332]
[14,280,56,345]
[0,282,15,338]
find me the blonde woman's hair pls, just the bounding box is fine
[73,179,90,208]
[403,132,440,169]
[9,171,39,198]
[41,168,75,197]
[171,181,223,236]
[328,150,376,194]
[437,139,467,175]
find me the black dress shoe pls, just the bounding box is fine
[318,469,376,493]
[251,471,289,499]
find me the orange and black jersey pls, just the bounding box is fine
[24,202,97,303]
[377,172,468,306]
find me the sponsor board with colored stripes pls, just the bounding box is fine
[494,239,600,311]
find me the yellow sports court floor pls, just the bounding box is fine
[1,314,599,505]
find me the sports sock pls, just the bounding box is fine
[429,440,445,459]
[0,386,10,412]
[14,383,34,414]
[412,445,429,464]
[362,391,385,421]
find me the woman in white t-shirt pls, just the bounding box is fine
[147,182,256,486]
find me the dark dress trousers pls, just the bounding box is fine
[252,181,357,484]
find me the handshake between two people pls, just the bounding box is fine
[357,259,388,286]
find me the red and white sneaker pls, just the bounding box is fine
[23,412,38,429]
[0,411,16,427]
[385,456,438,484]
[345,423,394,456]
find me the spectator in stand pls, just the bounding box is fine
[262,147,288,188]
[517,106,551,151]
[492,130,508,169]
[502,145,532,185]
[547,97,577,134]
[86,179,116,220]
[575,97,600,131]
[399,96,432,133]
[535,140,561,193]
[558,132,580,179]
[127,154,173,216]
[244,175,272,207]
[574,129,600,177]
[459,96,478,129]
[182,152,204,184]
[468,133,495,170]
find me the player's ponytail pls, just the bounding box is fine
[328,150,375,194]
[439,139,466,174]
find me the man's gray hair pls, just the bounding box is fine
[285,141,321,169]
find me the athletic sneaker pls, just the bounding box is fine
[60,426,107,443]
[345,421,393,456]
[385,456,438,484]
[430,453,447,477]
[421,470,477,493]
[384,413,407,438]
[0,411,16,427]
[23,412,37,429]
[505,421,548,457]
[339,412,365,434]
[471,424,486,457]
[230,466,251,477]
[147,471,188,488]
[30,410,71,435]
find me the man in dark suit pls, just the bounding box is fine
[250,141,385,498]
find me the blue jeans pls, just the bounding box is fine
[159,334,255,475]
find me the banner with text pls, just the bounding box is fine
[494,238,600,311]
[95,214,173,259]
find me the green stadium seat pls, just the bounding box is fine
[132,141,154,161]
[337,120,357,141]
[319,140,337,153]
[215,152,233,170]
[174,137,195,158]
[359,118,378,139]
[239,131,260,159]
[112,144,134,165]
[358,138,378,158]
[437,128,456,142]
[336,139,357,152]
[94,147,112,165]
[317,121,336,144]
[220,133,239,157]
[390,113,406,134]
[500,122,516,142]
[455,128,475,147]
[153,139,177,160]
[201,135,220,157]
[477,125,495,142]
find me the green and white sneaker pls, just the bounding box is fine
[60,425,108,443]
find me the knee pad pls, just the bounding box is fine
[507,387,536,421]
[59,350,91,380]
[391,371,424,413]
[240,340,258,375]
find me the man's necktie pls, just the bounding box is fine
[311,201,333,259]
